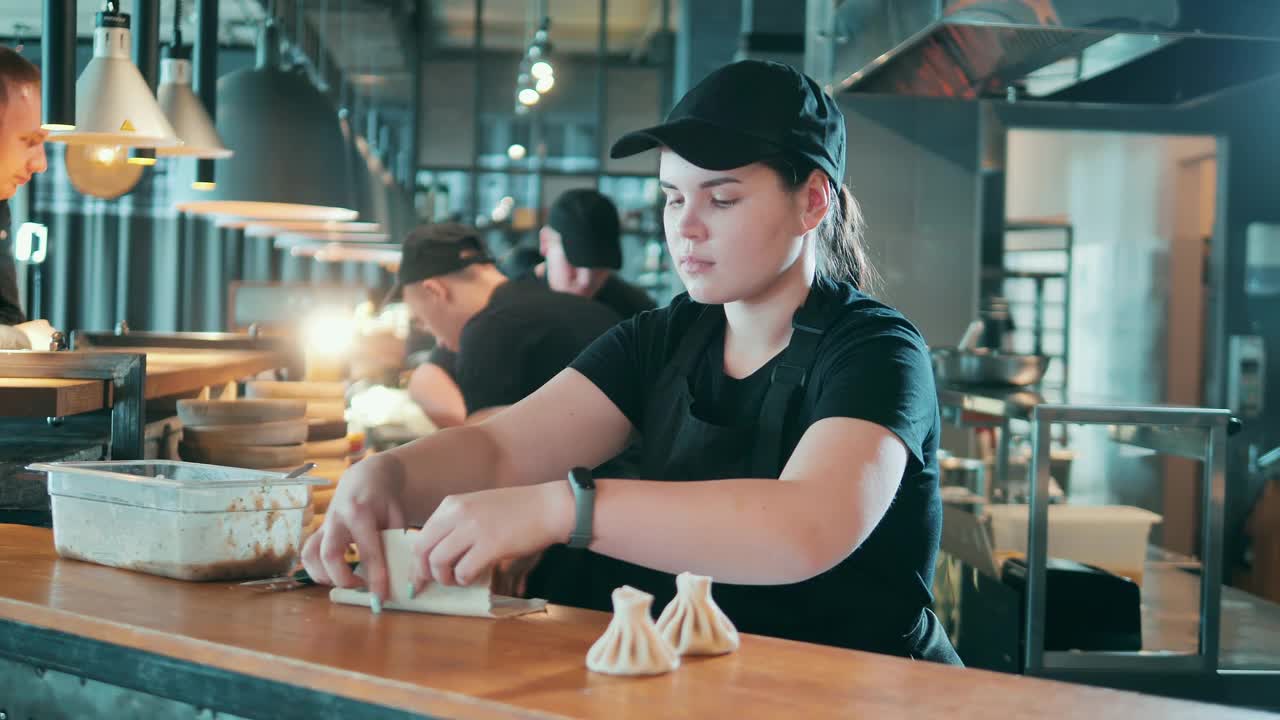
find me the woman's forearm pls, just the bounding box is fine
[379,425,506,525]
[584,477,865,585]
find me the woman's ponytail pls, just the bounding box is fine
[762,156,878,293]
[816,183,878,293]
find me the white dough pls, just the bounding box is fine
[655,572,740,656]
[586,586,680,676]
[328,528,547,618]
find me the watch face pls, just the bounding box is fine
[569,467,595,490]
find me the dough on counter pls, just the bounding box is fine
[656,572,739,656]
[328,528,547,618]
[586,586,680,676]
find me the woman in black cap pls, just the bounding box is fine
[304,59,960,664]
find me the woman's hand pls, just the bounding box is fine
[301,454,408,601]
[409,482,573,592]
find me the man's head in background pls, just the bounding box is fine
[394,223,507,352]
[0,46,47,201]
[540,188,622,297]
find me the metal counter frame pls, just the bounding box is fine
[938,387,1233,677]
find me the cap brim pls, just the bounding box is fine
[609,118,783,171]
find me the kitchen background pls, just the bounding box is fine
[3,0,1280,703]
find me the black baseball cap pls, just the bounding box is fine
[610,60,846,182]
[383,222,495,303]
[547,189,622,270]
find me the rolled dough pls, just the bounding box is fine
[329,528,547,618]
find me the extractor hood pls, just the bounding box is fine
[810,0,1280,106]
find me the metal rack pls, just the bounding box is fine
[938,385,1234,679]
[994,217,1073,398]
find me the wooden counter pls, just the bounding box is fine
[0,525,1267,720]
[0,378,110,417]
[106,346,288,400]
[0,347,288,418]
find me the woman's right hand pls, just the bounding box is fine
[301,453,407,601]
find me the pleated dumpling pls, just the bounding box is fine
[586,586,680,676]
[655,572,740,656]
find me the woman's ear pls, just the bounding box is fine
[800,169,832,234]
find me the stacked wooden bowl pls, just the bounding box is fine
[177,399,309,470]
[244,380,358,541]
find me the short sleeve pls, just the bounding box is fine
[809,325,937,470]
[455,324,531,414]
[428,346,458,378]
[570,315,649,428]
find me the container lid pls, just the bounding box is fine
[30,460,327,514]
[985,504,1163,525]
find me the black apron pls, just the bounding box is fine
[531,288,961,665]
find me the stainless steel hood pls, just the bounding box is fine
[808,0,1280,106]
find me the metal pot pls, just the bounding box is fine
[931,347,1049,387]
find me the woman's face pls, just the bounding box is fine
[659,150,807,305]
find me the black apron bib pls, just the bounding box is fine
[532,287,961,664]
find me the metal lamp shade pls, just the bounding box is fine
[273,230,391,243]
[156,58,231,158]
[174,64,358,221]
[50,14,180,148]
[276,237,402,265]
[237,220,383,236]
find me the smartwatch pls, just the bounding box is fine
[567,467,596,549]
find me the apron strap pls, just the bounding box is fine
[655,306,723,388]
[749,286,842,476]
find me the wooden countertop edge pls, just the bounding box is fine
[0,595,562,720]
[142,351,292,399]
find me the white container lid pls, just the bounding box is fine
[31,460,327,514]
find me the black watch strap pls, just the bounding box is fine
[567,467,596,549]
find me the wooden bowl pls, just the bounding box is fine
[304,400,346,422]
[182,419,309,447]
[304,436,351,459]
[307,418,348,442]
[177,399,306,427]
[178,441,307,469]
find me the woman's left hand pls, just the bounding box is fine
[409,482,573,591]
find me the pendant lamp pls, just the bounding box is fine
[273,230,391,244]
[173,20,358,221]
[48,1,180,148]
[221,219,383,235]
[156,49,232,158]
[276,237,402,265]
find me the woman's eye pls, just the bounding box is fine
[711,196,739,208]
[664,196,684,208]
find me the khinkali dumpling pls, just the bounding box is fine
[655,572,740,656]
[586,586,680,676]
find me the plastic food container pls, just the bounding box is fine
[29,460,325,582]
[985,504,1163,584]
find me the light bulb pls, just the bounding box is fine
[531,61,553,79]
[507,144,527,160]
[91,146,124,166]
[518,88,541,106]
[535,75,554,93]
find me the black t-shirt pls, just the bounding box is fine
[422,273,655,380]
[0,200,25,326]
[567,283,942,648]
[449,277,621,414]
[593,273,656,320]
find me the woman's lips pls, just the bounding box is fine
[678,256,714,275]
